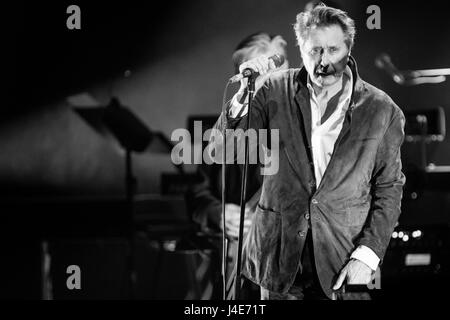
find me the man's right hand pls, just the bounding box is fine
[222,203,254,239]
[237,54,277,93]
[230,55,277,118]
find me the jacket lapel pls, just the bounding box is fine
[294,67,312,150]
[282,68,314,190]
[329,56,367,149]
[314,56,367,192]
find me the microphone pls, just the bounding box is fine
[375,53,405,84]
[229,54,285,83]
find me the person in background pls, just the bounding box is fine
[186,32,289,299]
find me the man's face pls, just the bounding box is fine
[299,24,350,88]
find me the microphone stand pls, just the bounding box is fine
[234,76,256,300]
[402,67,449,85]
[376,54,449,85]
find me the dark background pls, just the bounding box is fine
[7,0,450,196]
[4,0,450,299]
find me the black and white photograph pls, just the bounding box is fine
[5,0,450,306]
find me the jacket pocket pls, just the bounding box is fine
[251,204,282,255]
[256,203,281,215]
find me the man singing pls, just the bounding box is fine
[208,4,405,300]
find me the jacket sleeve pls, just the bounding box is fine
[356,106,406,263]
[206,79,270,164]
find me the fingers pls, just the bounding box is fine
[332,260,373,291]
[225,214,251,229]
[225,221,250,237]
[238,55,273,76]
[224,203,255,238]
[224,207,241,234]
[226,226,239,239]
[333,267,348,290]
[224,215,253,239]
[347,273,372,285]
[346,261,373,285]
[238,55,277,93]
[226,204,254,220]
[225,223,251,239]
[225,203,240,211]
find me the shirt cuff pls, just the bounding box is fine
[350,245,380,271]
[228,93,248,118]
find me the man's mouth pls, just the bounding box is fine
[316,72,333,77]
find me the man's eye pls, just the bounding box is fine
[329,47,338,53]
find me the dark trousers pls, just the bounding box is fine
[261,230,329,300]
[260,231,372,300]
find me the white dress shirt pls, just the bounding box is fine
[228,68,380,272]
[307,68,350,187]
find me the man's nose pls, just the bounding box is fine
[319,51,331,68]
[318,59,329,73]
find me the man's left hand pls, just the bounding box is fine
[332,259,373,290]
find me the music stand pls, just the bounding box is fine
[73,96,182,298]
